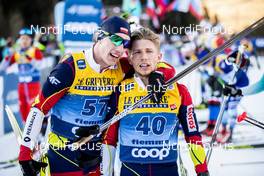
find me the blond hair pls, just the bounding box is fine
[130,27,160,51]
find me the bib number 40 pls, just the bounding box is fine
[135,116,166,135]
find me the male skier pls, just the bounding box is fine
[18,16,175,176]
[101,27,209,176]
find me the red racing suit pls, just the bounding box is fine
[1,47,43,121]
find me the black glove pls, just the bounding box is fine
[19,160,47,176]
[148,71,166,103]
[76,150,102,168]
[198,171,210,176]
[223,84,242,97]
[206,76,223,97]
[75,125,100,137]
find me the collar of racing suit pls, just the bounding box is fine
[134,74,148,90]
[84,47,118,73]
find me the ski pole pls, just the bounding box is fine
[206,44,247,164]
[5,105,22,142]
[0,158,18,165]
[178,145,188,176]
[5,105,50,176]
[205,96,229,164]
[225,142,264,150]
[220,161,264,166]
[237,112,264,130]
[73,16,264,148]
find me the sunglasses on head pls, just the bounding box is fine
[101,30,130,48]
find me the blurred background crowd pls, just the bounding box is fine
[0,0,264,135]
[0,0,264,68]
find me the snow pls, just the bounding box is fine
[180,144,264,176]
[0,133,22,176]
[174,100,264,176]
[178,57,264,176]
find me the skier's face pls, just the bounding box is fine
[96,34,130,67]
[19,35,32,49]
[129,39,161,77]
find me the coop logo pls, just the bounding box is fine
[131,148,169,160]
[187,105,197,132]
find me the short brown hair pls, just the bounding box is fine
[130,27,160,51]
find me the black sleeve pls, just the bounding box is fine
[41,56,75,98]
[105,85,121,121]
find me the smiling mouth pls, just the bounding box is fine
[110,52,120,59]
[139,63,151,68]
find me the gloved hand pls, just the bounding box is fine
[198,171,210,176]
[148,71,166,103]
[19,146,47,176]
[223,84,242,97]
[76,149,101,168]
[75,125,100,137]
[19,160,48,176]
[206,75,223,97]
[227,50,250,70]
